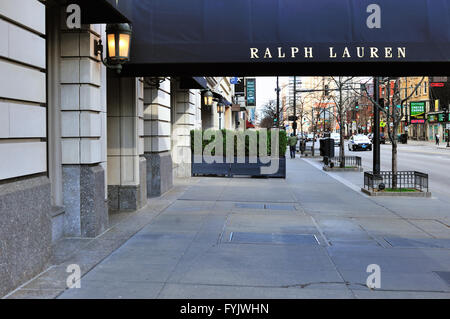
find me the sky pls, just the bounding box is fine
[255,77,289,118]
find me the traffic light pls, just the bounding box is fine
[324,85,329,96]
[355,103,359,110]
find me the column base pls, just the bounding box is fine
[0,176,52,297]
[144,152,173,197]
[107,156,147,211]
[63,164,108,238]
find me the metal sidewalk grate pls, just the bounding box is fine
[234,203,296,211]
[384,237,450,249]
[234,203,265,209]
[434,271,450,286]
[229,232,319,245]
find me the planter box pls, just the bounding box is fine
[191,155,286,178]
[361,188,432,197]
[323,166,363,172]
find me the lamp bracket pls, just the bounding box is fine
[145,77,166,89]
[94,39,123,74]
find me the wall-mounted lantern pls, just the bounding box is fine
[203,90,214,107]
[94,23,132,74]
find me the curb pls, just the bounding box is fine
[323,167,363,172]
[361,188,432,198]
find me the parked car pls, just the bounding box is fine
[348,134,372,151]
[306,134,316,142]
[368,133,386,144]
[330,133,341,146]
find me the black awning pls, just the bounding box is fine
[116,0,449,66]
[71,0,131,24]
[212,92,232,106]
[179,77,207,90]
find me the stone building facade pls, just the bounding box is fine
[0,1,234,297]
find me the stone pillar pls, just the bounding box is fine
[172,86,201,178]
[107,76,147,211]
[0,0,52,297]
[143,79,173,197]
[60,24,108,237]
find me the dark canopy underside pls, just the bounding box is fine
[101,0,450,76]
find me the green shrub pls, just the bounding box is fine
[190,129,287,157]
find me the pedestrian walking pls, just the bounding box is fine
[436,133,440,146]
[288,133,298,159]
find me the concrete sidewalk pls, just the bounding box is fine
[403,139,450,150]
[6,158,450,299]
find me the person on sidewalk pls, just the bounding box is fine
[288,133,298,159]
[436,133,440,146]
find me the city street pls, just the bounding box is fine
[344,141,450,202]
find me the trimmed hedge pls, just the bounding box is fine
[190,129,287,157]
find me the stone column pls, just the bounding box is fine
[107,76,147,211]
[143,79,173,197]
[172,85,201,178]
[60,24,108,238]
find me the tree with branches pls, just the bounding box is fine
[302,84,333,157]
[328,77,361,167]
[357,77,425,187]
[258,100,277,129]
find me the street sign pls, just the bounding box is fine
[245,78,256,106]
[410,101,426,124]
[230,77,240,85]
[446,123,450,130]
[288,115,298,121]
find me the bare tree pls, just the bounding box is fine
[328,77,358,167]
[302,86,332,156]
[357,77,425,187]
[258,100,277,128]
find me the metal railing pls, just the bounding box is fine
[324,156,362,168]
[364,171,429,192]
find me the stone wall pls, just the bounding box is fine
[0,0,51,297]
[0,176,52,297]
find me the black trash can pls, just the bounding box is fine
[321,138,335,158]
[319,139,325,156]
[400,133,408,144]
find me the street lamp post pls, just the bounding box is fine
[293,76,297,135]
[373,77,381,175]
[276,77,280,128]
[446,108,450,148]
[217,101,225,130]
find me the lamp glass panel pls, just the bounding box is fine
[204,95,212,106]
[119,34,130,58]
[107,34,116,58]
